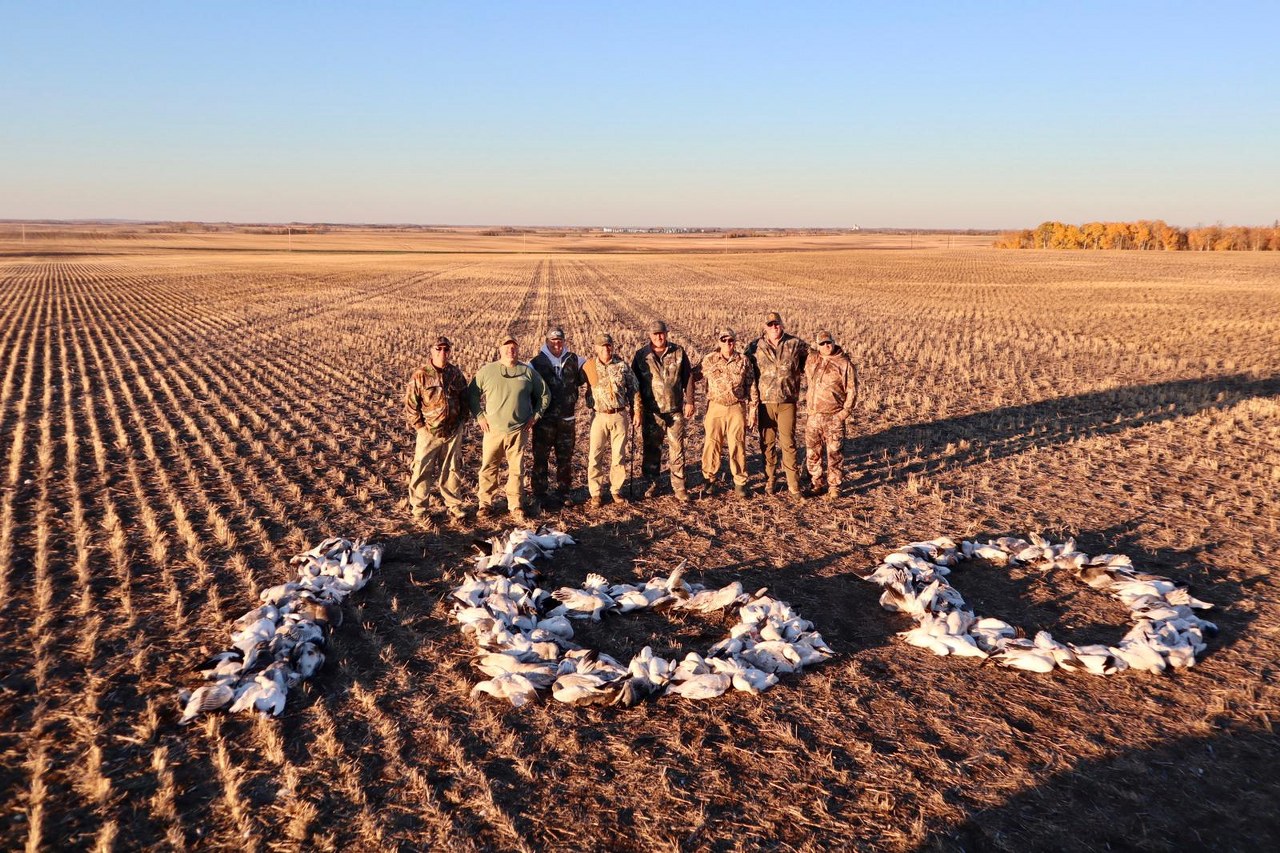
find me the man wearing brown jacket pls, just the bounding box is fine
[803,330,858,499]
[403,335,470,526]
[745,311,809,497]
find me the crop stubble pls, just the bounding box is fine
[0,238,1278,851]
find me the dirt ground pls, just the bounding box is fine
[1,230,1277,851]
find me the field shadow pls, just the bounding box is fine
[845,373,1280,492]
[919,725,1280,853]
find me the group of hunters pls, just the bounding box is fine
[404,312,858,528]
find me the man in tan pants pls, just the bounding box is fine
[403,335,469,528]
[696,327,759,498]
[467,334,548,524]
[581,333,640,507]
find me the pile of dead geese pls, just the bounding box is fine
[454,528,833,707]
[178,537,383,723]
[858,533,1215,674]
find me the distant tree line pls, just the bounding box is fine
[995,220,1280,251]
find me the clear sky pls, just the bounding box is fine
[2,2,1276,228]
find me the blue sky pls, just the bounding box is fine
[1,2,1276,228]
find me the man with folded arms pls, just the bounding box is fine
[468,333,548,524]
[697,327,758,498]
[582,333,640,508]
[631,320,696,502]
[745,310,809,497]
[403,335,469,528]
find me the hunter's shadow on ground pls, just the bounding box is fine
[841,372,1280,493]
[917,725,1280,852]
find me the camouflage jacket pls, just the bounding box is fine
[581,355,639,413]
[804,346,858,416]
[746,333,809,404]
[631,343,694,414]
[531,348,585,420]
[698,351,759,407]
[403,362,469,434]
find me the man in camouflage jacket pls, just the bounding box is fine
[530,327,585,507]
[803,329,859,499]
[631,319,696,501]
[581,333,641,506]
[403,335,470,525]
[745,310,809,497]
[696,327,759,497]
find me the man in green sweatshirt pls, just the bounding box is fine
[468,333,549,524]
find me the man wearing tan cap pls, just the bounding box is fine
[745,311,809,497]
[803,329,858,499]
[696,327,758,497]
[581,333,640,507]
[467,334,548,524]
[631,319,696,502]
[403,335,470,528]
[530,327,585,508]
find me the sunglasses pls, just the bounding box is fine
[766,321,781,327]
[434,345,452,351]
[818,341,834,346]
[720,337,735,343]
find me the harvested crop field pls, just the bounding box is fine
[2,231,1278,851]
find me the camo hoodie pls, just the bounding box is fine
[804,345,858,416]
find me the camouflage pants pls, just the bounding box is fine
[804,412,846,487]
[532,416,576,496]
[408,426,464,514]
[640,410,687,489]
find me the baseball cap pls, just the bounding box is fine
[765,311,783,325]
[595,332,614,346]
[546,327,565,341]
[815,330,834,345]
[718,327,737,341]
[433,335,452,348]
[649,320,669,334]
[497,333,517,347]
